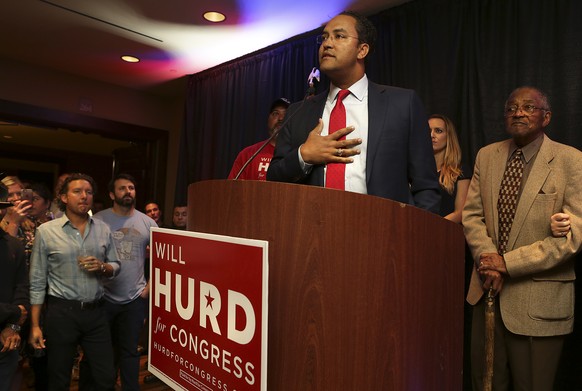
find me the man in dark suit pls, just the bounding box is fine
[267,11,440,212]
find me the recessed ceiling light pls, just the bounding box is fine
[203,11,226,23]
[121,55,140,63]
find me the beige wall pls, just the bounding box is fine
[0,58,185,222]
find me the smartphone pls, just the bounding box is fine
[20,189,34,202]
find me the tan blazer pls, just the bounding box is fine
[463,135,582,337]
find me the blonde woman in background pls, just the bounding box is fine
[429,114,473,389]
[429,114,471,223]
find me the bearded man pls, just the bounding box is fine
[85,173,157,390]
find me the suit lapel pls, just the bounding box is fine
[306,91,327,117]
[366,83,387,183]
[507,137,553,250]
[304,92,327,186]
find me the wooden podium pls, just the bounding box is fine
[188,180,465,390]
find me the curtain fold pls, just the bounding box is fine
[174,32,325,205]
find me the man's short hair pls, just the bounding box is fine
[340,11,377,54]
[108,173,137,193]
[57,173,97,211]
[144,200,160,208]
[506,86,552,111]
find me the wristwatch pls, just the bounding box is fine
[7,323,21,332]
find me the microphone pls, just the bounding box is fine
[233,91,310,180]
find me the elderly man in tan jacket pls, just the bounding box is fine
[463,86,582,391]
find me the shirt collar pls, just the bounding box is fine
[59,213,94,228]
[328,74,368,103]
[509,133,544,163]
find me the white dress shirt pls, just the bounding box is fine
[299,74,369,194]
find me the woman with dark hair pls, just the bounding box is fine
[0,176,31,238]
[0,178,54,264]
[19,183,53,266]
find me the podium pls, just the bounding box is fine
[187,180,465,390]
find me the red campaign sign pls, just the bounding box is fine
[148,228,268,391]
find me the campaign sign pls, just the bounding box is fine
[148,228,268,391]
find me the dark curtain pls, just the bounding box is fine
[177,0,582,202]
[176,0,582,388]
[175,32,326,205]
[366,0,582,173]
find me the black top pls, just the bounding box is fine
[438,162,473,218]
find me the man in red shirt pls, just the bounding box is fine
[228,98,290,180]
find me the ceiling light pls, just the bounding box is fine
[121,55,140,63]
[203,11,226,23]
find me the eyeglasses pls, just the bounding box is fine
[316,33,363,45]
[504,104,548,117]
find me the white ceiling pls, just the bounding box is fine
[0,0,410,94]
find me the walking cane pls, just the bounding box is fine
[483,287,495,391]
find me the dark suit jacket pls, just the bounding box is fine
[267,82,440,213]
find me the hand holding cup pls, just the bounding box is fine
[78,249,99,273]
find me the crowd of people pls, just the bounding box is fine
[0,172,187,390]
[2,10,581,391]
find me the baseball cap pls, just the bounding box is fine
[270,97,290,113]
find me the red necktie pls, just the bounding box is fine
[325,89,350,189]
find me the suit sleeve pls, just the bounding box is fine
[462,148,499,263]
[503,148,582,278]
[267,103,309,183]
